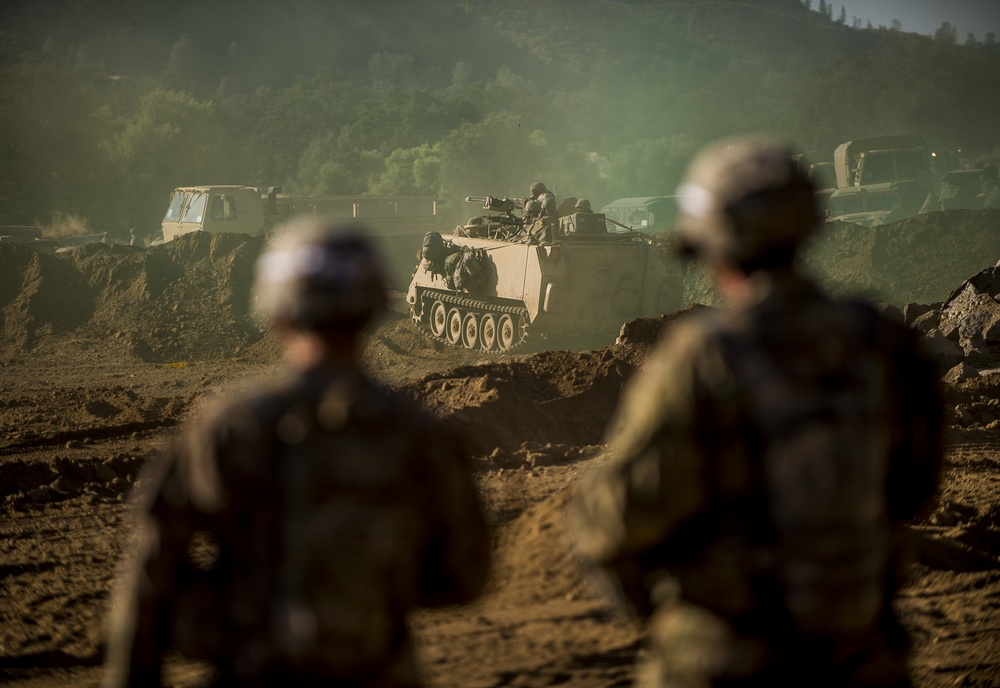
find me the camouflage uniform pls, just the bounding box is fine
[106,221,490,688]
[106,365,488,688]
[571,139,942,688]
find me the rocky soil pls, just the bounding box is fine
[1,210,999,687]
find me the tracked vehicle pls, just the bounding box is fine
[406,196,685,352]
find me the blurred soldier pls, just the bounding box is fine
[106,219,490,688]
[571,138,942,688]
[574,198,593,214]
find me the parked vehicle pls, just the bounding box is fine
[159,185,437,286]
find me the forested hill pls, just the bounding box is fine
[1,0,998,236]
[0,0,899,87]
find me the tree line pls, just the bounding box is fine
[1,0,998,237]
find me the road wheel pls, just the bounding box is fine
[429,300,447,338]
[462,312,480,349]
[497,313,517,351]
[480,313,497,351]
[446,307,463,345]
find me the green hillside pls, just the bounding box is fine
[1,0,997,236]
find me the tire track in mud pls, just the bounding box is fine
[0,418,176,457]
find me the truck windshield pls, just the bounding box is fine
[895,150,930,178]
[181,192,207,223]
[163,192,188,223]
[861,153,896,183]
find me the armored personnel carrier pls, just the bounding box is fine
[406,196,685,352]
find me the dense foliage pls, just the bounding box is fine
[1,0,998,236]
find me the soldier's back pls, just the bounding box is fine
[167,364,488,685]
[599,273,941,686]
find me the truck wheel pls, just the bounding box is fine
[446,307,463,345]
[462,312,480,349]
[429,300,447,338]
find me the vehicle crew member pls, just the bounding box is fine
[105,218,490,688]
[571,138,942,688]
[528,181,548,201]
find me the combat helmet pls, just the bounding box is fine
[524,199,542,218]
[253,218,388,331]
[528,181,547,200]
[574,198,592,212]
[675,137,820,269]
[540,195,558,215]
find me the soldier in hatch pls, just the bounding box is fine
[527,181,548,202]
[527,194,560,244]
[105,218,490,688]
[523,198,542,223]
[571,138,942,688]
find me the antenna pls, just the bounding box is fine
[504,123,520,198]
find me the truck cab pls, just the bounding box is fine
[161,186,269,242]
[855,148,932,187]
[826,180,926,227]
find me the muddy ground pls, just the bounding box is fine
[1,212,999,687]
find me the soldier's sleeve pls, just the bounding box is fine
[104,417,225,688]
[570,321,722,612]
[416,427,490,608]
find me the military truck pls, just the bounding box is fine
[833,135,932,193]
[406,196,685,352]
[825,180,926,227]
[599,196,680,235]
[159,185,437,286]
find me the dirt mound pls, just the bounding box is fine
[397,346,648,455]
[490,488,590,606]
[684,210,1000,307]
[615,303,711,346]
[0,232,266,362]
[807,210,1000,305]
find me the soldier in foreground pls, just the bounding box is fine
[571,139,942,687]
[106,219,490,687]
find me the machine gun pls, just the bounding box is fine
[465,195,523,214]
[461,196,526,242]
